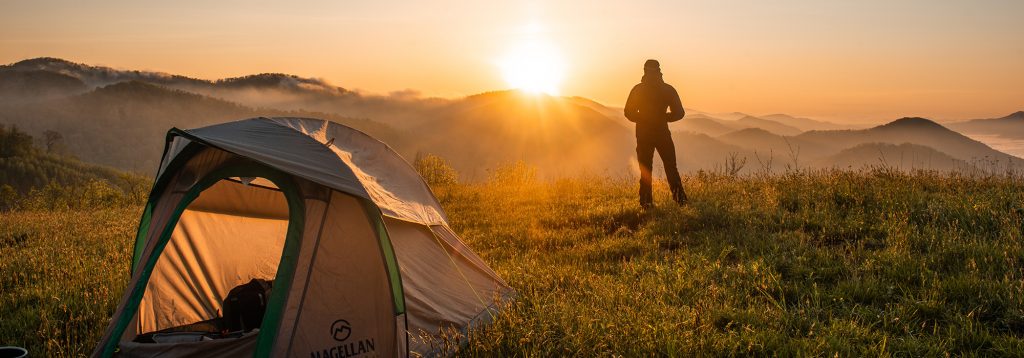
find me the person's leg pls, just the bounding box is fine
[655,132,687,205]
[636,136,656,208]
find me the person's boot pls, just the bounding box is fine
[639,184,653,211]
[671,186,688,206]
[640,201,653,212]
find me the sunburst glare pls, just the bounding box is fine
[499,25,566,95]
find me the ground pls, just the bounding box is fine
[2,170,1023,356]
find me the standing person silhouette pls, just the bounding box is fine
[624,59,687,209]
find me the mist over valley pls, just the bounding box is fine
[2,58,1020,178]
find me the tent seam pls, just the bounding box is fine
[284,192,332,355]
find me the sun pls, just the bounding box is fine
[499,37,566,95]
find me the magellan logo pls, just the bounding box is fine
[331,319,351,342]
[311,319,377,357]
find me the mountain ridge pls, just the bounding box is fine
[798,117,1018,163]
[1,57,1020,176]
[947,111,1024,140]
[812,142,967,172]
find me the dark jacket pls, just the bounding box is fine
[624,77,684,136]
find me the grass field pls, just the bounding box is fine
[2,169,1024,356]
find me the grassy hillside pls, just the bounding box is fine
[0,208,137,356]
[2,167,1022,356]
[448,169,1024,356]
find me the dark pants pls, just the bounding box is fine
[637,131,686,207]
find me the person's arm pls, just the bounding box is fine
[665,85,685,122]
[624,85,639,122]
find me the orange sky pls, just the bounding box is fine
[2,0,1022,124]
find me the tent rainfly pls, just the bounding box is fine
[92,117,512,357]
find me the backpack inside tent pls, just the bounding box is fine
[92,117,513,357]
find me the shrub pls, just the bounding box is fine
[413,152,460,186]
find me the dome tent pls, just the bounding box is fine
[93,117,512,357]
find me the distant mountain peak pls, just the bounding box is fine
[879,117,944,129]
[216,73,345,94]
[88,80,202,100]
[728,127,776,136]
[462,89,564,108]
[6,57,133,75]
[219,72,303,83]
[1005,111,1024,119]
[5,57,98,75]
[96,80,163,90]
[4,57,345,96]
[686,113,718,119]
[468,88,555,99]
[8,57,78,68]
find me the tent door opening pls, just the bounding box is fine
[108,161,307,357]
[135,175,290,341]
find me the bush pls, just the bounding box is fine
[0,184,16,210]
[414,152,460,186]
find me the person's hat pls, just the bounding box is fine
[644,59,660,70]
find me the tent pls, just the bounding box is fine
[93,117,512,357]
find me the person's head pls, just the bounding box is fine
[642,59,663,83]
[644,59,660,73]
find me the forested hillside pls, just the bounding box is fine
[0,125,147,210]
